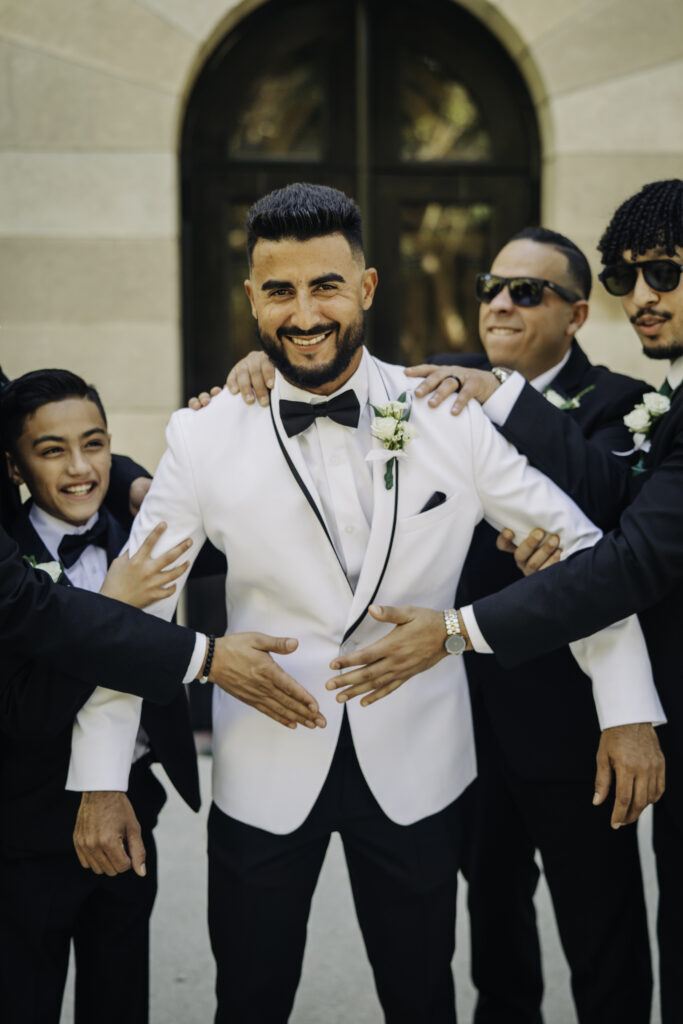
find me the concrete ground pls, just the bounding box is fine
[61,756,660,1023]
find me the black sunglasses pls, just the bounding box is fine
[599,259,683,296]
[475,273,581,307]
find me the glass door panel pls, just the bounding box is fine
[399,201,492,362]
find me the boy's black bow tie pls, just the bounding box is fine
[279,390,361,437]
[58,515,109,568]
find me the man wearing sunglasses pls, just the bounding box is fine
[405,227,655,1024]
[413,178,683,1022]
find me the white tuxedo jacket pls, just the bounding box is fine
[68,352,663,833]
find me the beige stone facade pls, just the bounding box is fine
[1,0,681,469]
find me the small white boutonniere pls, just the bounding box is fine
[543,384,595,410]
[617,391,671,474]
[23,554,65,583]
[366,393,418,489]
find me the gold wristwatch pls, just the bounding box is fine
[443,609,467,655]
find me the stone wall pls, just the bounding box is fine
[1,0,681,468]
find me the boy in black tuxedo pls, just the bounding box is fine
[0,369,201,1024]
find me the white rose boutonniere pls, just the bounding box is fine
[543,384,595,411]
[23,554,65,583]
[617,391,671,474]
[642,392,671,416]
[366,392,418,489]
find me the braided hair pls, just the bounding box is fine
[598,179,683,265]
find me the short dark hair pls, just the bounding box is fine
[510,226,592,299]
[598,179,683,265]
[246,183,364,263]
[0,369,107,457]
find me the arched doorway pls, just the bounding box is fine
[181,0,539,391]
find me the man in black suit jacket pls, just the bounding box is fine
[422,228,652,1024]
[415,180,682,1022]
[0,369,201,1024]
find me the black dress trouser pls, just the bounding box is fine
[461,707,652,1024]
[0,763,166,1024]
[208,713,462,1024]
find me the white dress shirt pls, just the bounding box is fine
[666,353,683,392]
[277,355,374,589]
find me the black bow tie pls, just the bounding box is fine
[279,390,361,437]
[58,515,110,568]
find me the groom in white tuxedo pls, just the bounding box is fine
[68,184,664,1023]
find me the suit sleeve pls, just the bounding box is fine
[0,527,195,703]
[473,426,683,666]
[463,402,664,728]
[67,411,207,791]
[0,656,92,738]
[499,381,634,528]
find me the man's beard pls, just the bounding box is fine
[631,310,683,360]
[642,341,683,361]
[257,315,366,390]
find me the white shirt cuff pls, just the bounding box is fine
[482,372,525,426]
[460,605,493,654]
[569,616,666,731]
[184,632,208,683]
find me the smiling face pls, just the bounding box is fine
[479,239,589,381]
[244,232,378,395]
[619,246,683,361]
[7,397,111,526]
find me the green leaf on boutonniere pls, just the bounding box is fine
[543,384,595,411]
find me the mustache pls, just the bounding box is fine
[631,309,673,325]
[277,323,337,340]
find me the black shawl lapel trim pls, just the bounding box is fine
[342,463,399,643]
[647,382,683,459]
[552,341,589,396]
[342,358,400,642]
[269,401,352,592]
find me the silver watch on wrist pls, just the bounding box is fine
[443,608,467,655]
[490,366,514,386]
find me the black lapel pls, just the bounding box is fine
[550,341,590,397]
[341,358,400,642]
[647,383,683,464]
[10,505,56,567]
[97,505,128,566]
[342,464,399,643]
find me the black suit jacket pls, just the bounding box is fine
[0,508,200,857]
[469,362,683,785]
[434,343,647,779]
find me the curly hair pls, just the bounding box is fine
[598,179,683,265]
